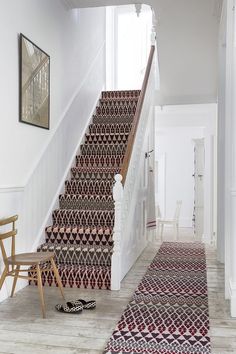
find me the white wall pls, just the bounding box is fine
[155,104,217,243]
[0,1,106,301]
[217,0,226,264]
[219,0,236,316]
[0,1,105,186]
[68,0,222,105]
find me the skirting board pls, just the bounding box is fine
[229,279,236,317]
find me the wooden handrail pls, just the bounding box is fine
[120,45,155,184]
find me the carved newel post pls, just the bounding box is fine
[111,174,123,290]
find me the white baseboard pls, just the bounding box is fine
[229,279,236,317]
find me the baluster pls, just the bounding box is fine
[111,174,123,290]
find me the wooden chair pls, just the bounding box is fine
[0,215,64,318]
[159,200,182,241]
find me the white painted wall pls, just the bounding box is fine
[0,1,105,186]
[155,104,217,243]
[0,1,106,302]
[217,0,227,264]
[219,0,236,316]
[68,0,222,105]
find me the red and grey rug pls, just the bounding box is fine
[104,242,211,354]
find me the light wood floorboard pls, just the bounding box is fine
[0,228,235,353]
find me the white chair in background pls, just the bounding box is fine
[156,205,162,239]
[159,200,182,241]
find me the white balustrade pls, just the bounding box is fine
[112,47,156,289]
[111,174,123,290]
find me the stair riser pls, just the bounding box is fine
[29,265,111,289]
[52,210,114,227]
[93,115,134,125]
[65,180,113,196]
[59,198,114,210]
[80,144,126,156]
[70,170,118,180]
[96,106,136,116]
[38,245,112,266]
[76,155,123,168]
[89,123,132,134]
[98,101,138,109]
[99,97,139,104]
[45,230,113,246]
[85,134,129,144]
[101,90,140,99]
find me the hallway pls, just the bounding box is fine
[0,229,234,354]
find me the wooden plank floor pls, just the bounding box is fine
[0,228,235,354]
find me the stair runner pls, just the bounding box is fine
[104,242,211,353]
[29,90,140,290]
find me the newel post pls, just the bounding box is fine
[111,174,123,290]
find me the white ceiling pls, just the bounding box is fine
[62,0,223,105]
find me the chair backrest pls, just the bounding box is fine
[173,201,182,221]
[0,215,18,265]
[156,205,162,219]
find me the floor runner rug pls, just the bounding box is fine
[104,242,211,354]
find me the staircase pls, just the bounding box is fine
[30,90,140,290]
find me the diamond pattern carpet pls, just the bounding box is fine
[104,242,211,354]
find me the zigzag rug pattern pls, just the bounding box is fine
[29,90,140,290]
[104,242,211,354]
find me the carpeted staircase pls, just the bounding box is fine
[30,90,140,290]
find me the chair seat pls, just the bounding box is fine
[159,219,178,224]
[7,252,54,265]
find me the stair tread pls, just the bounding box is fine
[85,134,130,138]
[39,242,113,252]
[45,225,113,233]
[99,97,139,103]
[53,209,115,213]
[59,194,113,200]
[71,166,119,170]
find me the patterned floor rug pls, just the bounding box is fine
[104,242,211,354]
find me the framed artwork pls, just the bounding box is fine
[19,33,50,129]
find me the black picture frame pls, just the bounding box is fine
[19,33,50,129]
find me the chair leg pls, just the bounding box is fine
[36,264,46,319]
[11,265,20,297]
[160,224,164,242]
[176,223,179,240]
[156,222,159,241]
[50,257,65,300]
[0,266,8,291]
[174,223,179,240]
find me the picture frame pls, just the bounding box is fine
[19,33,50,129]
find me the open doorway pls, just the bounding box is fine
[155,104,217,244]
[193,138,205,240]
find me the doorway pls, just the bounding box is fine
[193,138,205,240]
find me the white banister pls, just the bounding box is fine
[111,47,156,290]
[111,174,123,290]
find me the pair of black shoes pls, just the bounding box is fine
[55,299,96,313]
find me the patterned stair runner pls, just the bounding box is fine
[104,242,211,353]
[29,90,140,290]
